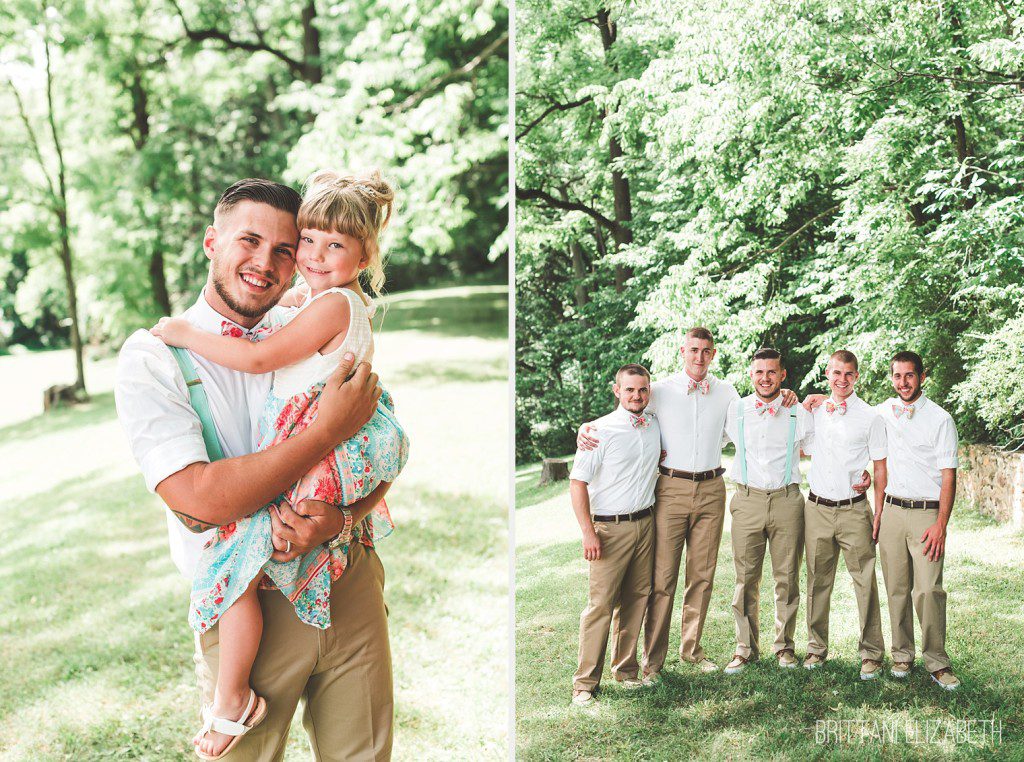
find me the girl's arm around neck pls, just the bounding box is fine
[153,293,351,374]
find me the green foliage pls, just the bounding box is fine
[1,0,507,357]
[516,0,1024,461]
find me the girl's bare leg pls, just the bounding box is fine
[195,576,263,757]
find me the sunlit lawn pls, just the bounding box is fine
[515,457,1024,760]
[0,285,509,761]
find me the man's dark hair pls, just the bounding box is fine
[615,363,651,383]
[684,326,714,344]
[752,347,783,368]
[830,349,859,371]
[890,350,925,375]
[214,178,302,221]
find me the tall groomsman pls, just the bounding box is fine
[875,351,960,690]
[802,350,887,680]
[641,328,739,676]
[569,365,660,707]
[723,348,813,673]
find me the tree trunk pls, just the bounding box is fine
[539,458,570,486]
[56,207,86,393]
[301,0,323,84]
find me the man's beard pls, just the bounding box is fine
[211,261,282,319]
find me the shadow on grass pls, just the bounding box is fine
[374,290,508,340]
[389,357,508,386]
[515,458,574,510]
[0,392,116,448]
[516,513,1024,760]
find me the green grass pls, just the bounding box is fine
[515,458,575,510]
[0,284,508,761]
[516,476,1024,760]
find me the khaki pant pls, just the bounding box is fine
[729,484,804,659]
[195,543,393,761]
[804,497,885,661]
[877,504,950,672]
[642,474,725,673]
[574,515,654,691]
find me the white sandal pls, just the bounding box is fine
[194,689,268,760]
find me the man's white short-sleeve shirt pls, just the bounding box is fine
[570,405,661,516]
[648,372,739,472]
[877,395,959,501]
[806,393,887,500]
[115,291,283,578]
[725,395,813,490]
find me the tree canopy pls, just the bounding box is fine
[1,0,508,392]
[516,0,1024,463]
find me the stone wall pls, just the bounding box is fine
[958,444,1024,529]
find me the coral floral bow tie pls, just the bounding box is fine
[221,320,274,341]
[630,414,651,429]
[687,378,710,395]
[825,400,847,416]
[893,403,915,420]
[754,400,779,417]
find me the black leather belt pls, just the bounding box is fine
[885,495,940,510]
[809,492,866,508]
[658,466,725,482]
[592,507,652,523]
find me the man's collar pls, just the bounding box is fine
[615,404,651,419]
[189,288,272,335]
[829,391,859,405]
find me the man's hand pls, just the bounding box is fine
[270,499,344,562]
[872,510,882,543]
[316,354,382,442]
[852,470,871,494]
[802,393,827,412]
[577,423,599,451]
[151,317,196,348]
[582,528,602,561]
[660,449,667,464]
[920,522,946,561]
[780,388,799,407]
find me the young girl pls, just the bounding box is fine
[153,169,409,760]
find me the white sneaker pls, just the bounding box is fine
[571,690,596,706]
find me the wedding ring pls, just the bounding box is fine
[285,540,292,553]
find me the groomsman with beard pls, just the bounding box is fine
[569,365,660,707]
[874,351,960,690]
[801,350,887,680]
[723,348,813,673]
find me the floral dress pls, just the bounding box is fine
[189,287,409,631]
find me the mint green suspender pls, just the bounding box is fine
[168,346,225,462]
[736,402,797,486]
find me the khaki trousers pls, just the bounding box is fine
[195,543,393,761]
[877,504,950,672]
[729,484,804,659]
[642,474,725,673]
[574,515,654,691]
[804,497,885,661]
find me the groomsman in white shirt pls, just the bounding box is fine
[569,364,661,707]
[723,348,813,674]
[875,351,960,690]
[802,350,887,680]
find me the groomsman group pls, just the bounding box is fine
[568,329,960,707]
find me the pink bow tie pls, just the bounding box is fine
[687,378,710,395]
[221,320,275,341]
[630,414,651,429]
[825,400,847,416]
[893,403,915,420]
[754,400,779,417]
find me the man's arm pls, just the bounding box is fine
[156,355,380,530]
[569,479,601,561]
[920,468,955,561]
[871,458,887,541]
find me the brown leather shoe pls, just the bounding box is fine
[860,659,882,680]
[931,668,960,691]
[777,649,798,669]
[724,654,749,675]
[803,653,825,670]
[891,661,912,678]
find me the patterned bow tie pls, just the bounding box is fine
[754,400,779,417]
[825,400,847,416]
[221,320,275,341]
[893,403,915,420]
[687,378,710,395]
[630,413,652,429]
